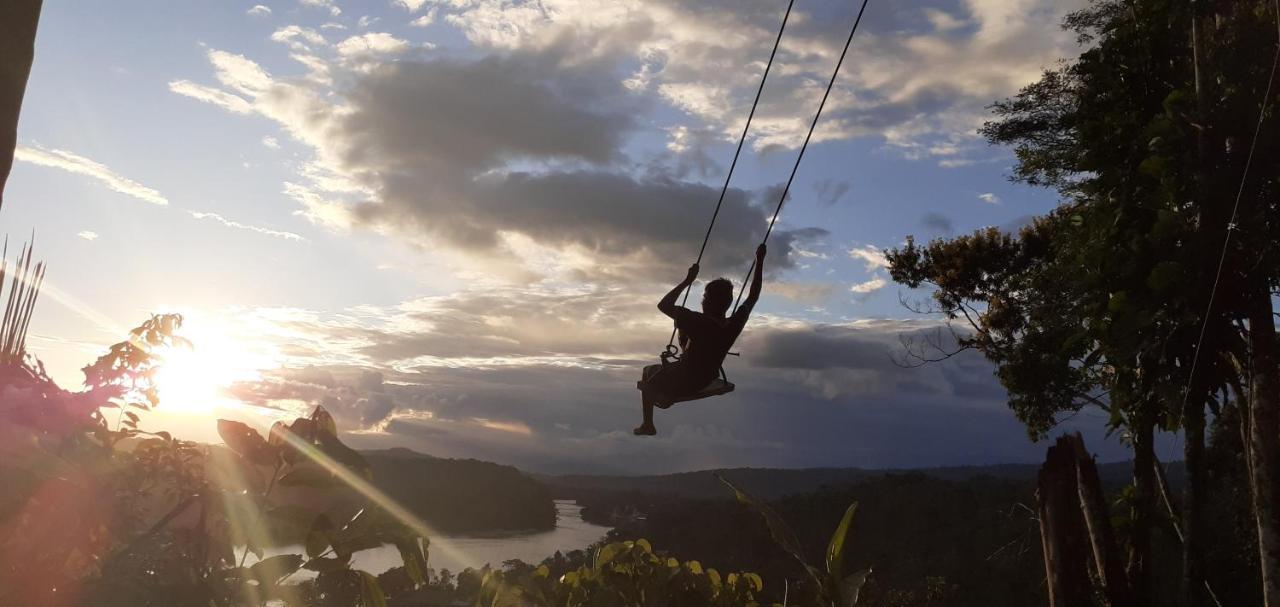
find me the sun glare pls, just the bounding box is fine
[151,316,267,416]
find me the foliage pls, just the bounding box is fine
[476,538,772,607]
[717,474,867,607]
[574,473,1042,607]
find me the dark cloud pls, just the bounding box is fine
[920,211,954,234]
[747,326,891,371]
[813,179,852,206]
[333,53,826,281]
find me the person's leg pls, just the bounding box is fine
[634,392,657,436]
[635,364,664,435]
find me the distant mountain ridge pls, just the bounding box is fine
[540,460,1185,501]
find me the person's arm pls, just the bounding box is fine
[658,263,699,319]
[738,244,766,314]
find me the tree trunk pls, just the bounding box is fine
[1039,436,1094,607]
[1183,7,1213,606]
[0,0,42,208]
[1183,394,1207,607]
[1128,411,1156,606]
[1247,286,1280,606]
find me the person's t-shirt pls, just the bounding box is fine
[673,306,750,384]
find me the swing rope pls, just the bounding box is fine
[733,0,871,314]
[665,0,796,353]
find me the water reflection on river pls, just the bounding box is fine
[267,500,610,576]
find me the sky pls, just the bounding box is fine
[4,0,1184,474]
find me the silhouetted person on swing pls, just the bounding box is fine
[634,244,766,436]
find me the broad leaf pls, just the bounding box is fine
[825,502,858,580]
[840,569,872,607]
[217,420,276,465]
[717,474,825,591]
[358,570,388,607]
[250,554,303,585]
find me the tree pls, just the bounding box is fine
[890,0,1280,604]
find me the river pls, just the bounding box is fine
[260,500,611,576]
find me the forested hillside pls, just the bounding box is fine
[544,461,1183,503]
[364,448,556,533]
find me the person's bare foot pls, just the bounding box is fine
[633,424,657,436]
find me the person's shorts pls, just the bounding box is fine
[641,363,714,409]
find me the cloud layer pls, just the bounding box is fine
[154,0,1108,473]
[15,144,168,205]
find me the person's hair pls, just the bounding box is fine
[703,278,734,315]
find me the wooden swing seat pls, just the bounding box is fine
[637,367,735,404]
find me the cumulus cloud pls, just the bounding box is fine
[271,25,327,50]
[394,0,430,11]
[978,192,1000,204]
[409,9,438,27]
[15,144,168,205]
[847,244,887,272]
[335,32,411,58]
[850,275,887,295]
[426,0,1084,161]
[247,5,273,17]
[77,230,98,241]
[175,42,827,282]
[262,136,280,149]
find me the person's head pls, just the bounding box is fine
[702,278,734,317]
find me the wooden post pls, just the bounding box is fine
[1038,436,1094,607]
[1071,433,1133,607]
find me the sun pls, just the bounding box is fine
[150,317,266,416]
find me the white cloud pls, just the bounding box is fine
[850,275,888,295]
[847,244,888,273]
[289,53,334,85]
[271,25,327,50]
[299,0,341,16]
[409,8,438,27]
[923,8,966,32]
[189,211,306,241]
[247,5,273,17]
[336,32,410,58]
[76,231,98,241]
[262,136,280,149]
[169,80,254,114]
[428,0,1082,161]
[284,182,353,229]
[394,0,430,11]
[15,144,168,205]
[978,192,1001,204]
